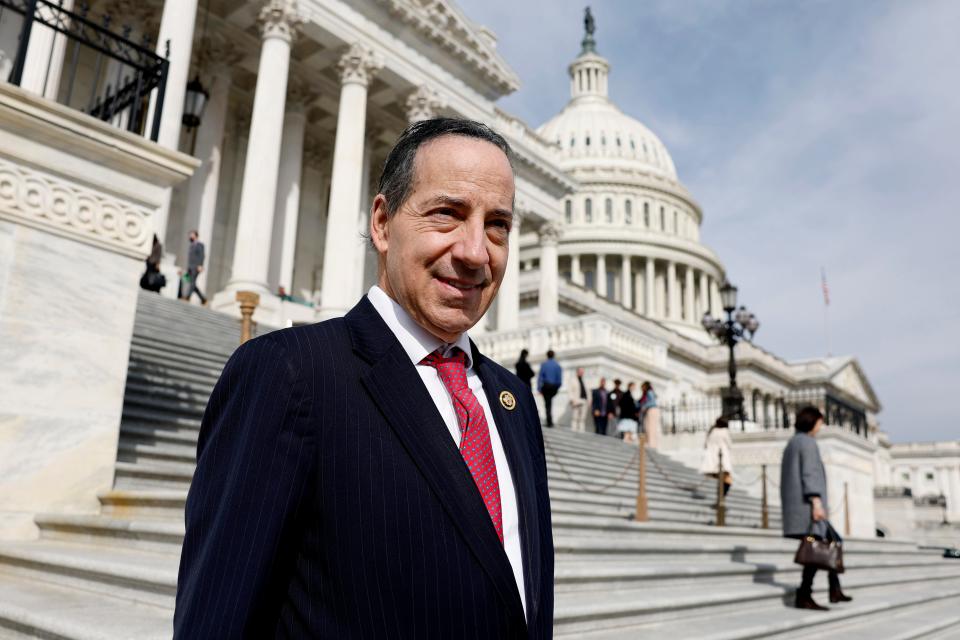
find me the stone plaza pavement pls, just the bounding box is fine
[1,292,958,638]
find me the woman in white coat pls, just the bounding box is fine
[699,418,734,496]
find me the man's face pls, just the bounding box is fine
[371,135,515,342]
[189,232,197,243]
[598,377,606,388]
[576,367,584,377]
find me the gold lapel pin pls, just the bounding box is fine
[499,390,517,411]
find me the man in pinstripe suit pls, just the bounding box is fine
[175,118,554,638]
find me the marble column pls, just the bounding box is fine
[667,261,678,320]
[644,257,655,317]
[292,141,329,300]
[596,253,607,298]
[538,222,561,323]
[218,1,301,299]
[181,49,238,293]
[656,268,666,317]
[684,265,695,323]
[19,0,74,99]
[406,84,445,122]
[318,43,382,319]
[711,278,722,317]
[570,253,584,286]
[621,256,632,309]
[269,84,311,294]
[496,212,522,331]
[352,128,379,301]
[144,0,200,245]
[699,271,709,319]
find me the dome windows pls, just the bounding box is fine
[584,197,593,223]
[625,199,633,224]
[673,210,678,233]
[564,199,572,224]
[604,198,613,222]
[585,134,591,147]
[643,202,650,227]
[660,206,665,230]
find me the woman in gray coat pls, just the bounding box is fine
[780,405,852,610]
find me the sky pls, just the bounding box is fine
[456,0,960,443]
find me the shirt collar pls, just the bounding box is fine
[367,285,474,369]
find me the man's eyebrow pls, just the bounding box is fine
[422,194,514,222]
[423,194,469,209]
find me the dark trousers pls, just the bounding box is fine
[541,384,559,427]
[799,565,841,595]
[593,415,607,436]
[179,268,206,304]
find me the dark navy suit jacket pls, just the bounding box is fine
[174,296,554,638]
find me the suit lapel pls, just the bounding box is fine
[345,299,526,626]
[473,348,542,626]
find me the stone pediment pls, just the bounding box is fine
[373,0,520,96]
[829,360,880,411]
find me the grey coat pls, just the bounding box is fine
[187,241,205,271]
[780,432,828,538]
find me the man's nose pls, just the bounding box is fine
[453,218,490,269]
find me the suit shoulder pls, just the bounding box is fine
[229,319,351,371]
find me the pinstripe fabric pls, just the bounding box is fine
[174,296,554,639]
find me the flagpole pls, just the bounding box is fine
[821,267,831,357]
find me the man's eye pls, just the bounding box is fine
[489,219,511,230]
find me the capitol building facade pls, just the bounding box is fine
[0,0,957,552]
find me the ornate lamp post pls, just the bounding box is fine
[181,74,209,128]
[702,281,760,427]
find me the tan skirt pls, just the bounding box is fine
[643,407,661,448]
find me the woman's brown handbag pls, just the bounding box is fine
[794,521,845,573]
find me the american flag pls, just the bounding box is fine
[821,267,830,306]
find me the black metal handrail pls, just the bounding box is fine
[661,388,870,438]
[2,0,169,141]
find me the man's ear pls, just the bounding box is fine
[370,194,390,254]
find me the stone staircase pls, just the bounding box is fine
[1,292,959,639]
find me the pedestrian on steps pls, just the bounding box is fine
[781,405,853,610]
[568,367,589,432]
[699,418,733,496]
[178,230,207,306]
[616,382,640,443]
[515,348,535,390]
[537,350,562,427]
[639,381,660,448]
[592,377,609,436]
[139,234,165,293]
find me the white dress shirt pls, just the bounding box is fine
[367,285,527,617]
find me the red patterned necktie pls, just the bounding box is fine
[421,348,503,544]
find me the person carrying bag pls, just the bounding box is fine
[780,406,853,610]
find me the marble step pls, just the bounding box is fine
[557,580,960,639]
[126,360,222,389]
[128,344,228,377]
[113,461,194,491]
[35,514,184,553]
[554,556,956,592]
[121,391,206,420]
[130,330,236,359]
[0,540,177,608]
[125,369,216,396]
[121,405,201,430]
[552,572,960,637]
[0,569,172,640]
[124,380,212,408]
[768,591,960,639]
[99,489,187,519]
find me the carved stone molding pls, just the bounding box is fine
[539,222,562,245]
[258,0,302,43]
[338,43,383,88]
[0,157,151,256]
[199,35,246,76]
[405,84,446,122]
[100,0,161,38]
[286,79,318,112]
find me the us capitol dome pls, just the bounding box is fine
[522,12,727,342]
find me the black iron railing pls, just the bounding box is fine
[662,388,870,438]
[2,0,168,140]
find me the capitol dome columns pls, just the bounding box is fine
[596,254,607,298]
[684,266,695,323]
[217,0,302,300]
[539,223,562,323]
[318,43,383,319]
[645,257,655,317]
[621,257,632,310]
[496,212,523,331]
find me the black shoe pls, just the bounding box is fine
[795,593,830,610]
[829,589,853,603]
